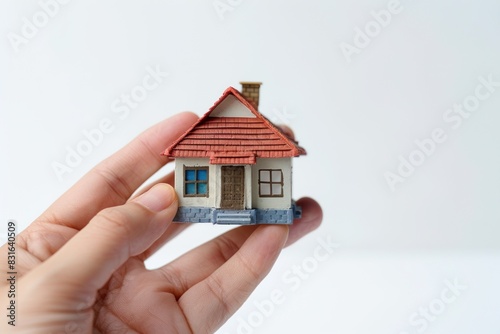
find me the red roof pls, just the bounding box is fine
[163,87,306,164]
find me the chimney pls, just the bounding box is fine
[240,82,262,110]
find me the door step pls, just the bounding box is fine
[214,210,256,225]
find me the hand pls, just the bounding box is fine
[0,112,323,333]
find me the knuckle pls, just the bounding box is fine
[92,167,135,203]
[235,251,261,282]
[205,274,231,315]
[95,207,133,237]
[212,235,240,263]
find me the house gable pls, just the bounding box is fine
[209,94,257,118]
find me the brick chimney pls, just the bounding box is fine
[240,82,262,110]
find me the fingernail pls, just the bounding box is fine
[134,184,176,212]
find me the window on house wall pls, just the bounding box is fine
[259,169,284,197]
[184,167,209,197]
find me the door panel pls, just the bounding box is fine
[221,166,245,209]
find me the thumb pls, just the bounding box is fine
[31,183,178,292]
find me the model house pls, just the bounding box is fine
[162,82,306,224]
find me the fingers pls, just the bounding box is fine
[155,225,259,296]
[285,197,323,247]
[153,197,323,291]
[131,171,176,199]
[277,124,295,140]
[27,184,178,295]
[139,220,191,260]
[178,225,289,334]
[133,171,191,260]
[40,112,198,230]
[167,197,321,332]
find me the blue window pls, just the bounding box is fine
[184,167,209,197]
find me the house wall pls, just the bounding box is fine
[176,157,293,210]
[252,158,293,210]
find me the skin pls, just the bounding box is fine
[0,112,323,333]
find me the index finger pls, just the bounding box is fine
[38,112,198,230]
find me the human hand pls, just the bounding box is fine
[0,112,322,333]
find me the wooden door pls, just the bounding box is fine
[221,166,245,209]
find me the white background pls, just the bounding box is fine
[1,0,500,333]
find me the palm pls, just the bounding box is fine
[93,259,192,333]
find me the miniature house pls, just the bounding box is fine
[162,82,306,225]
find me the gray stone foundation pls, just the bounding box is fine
[174,203,302,225]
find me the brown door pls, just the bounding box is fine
[221,166,245,210]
